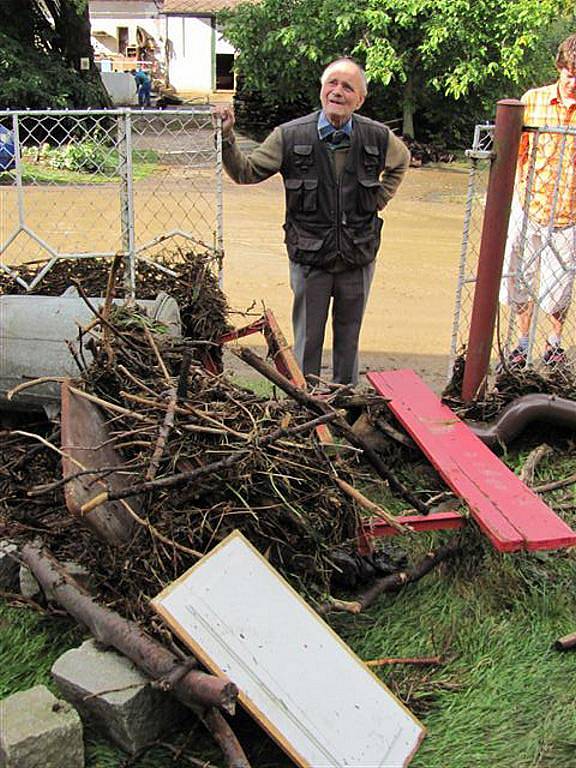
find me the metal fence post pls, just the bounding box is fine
[214,114,224,288]
[117,109,136,300]
[461,99,524,402]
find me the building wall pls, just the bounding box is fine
[166,15,214,92]
[89,2,234,94]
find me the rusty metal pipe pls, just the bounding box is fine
[468,393,576,448]
[461,99,525,402]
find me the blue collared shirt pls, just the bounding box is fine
[317,111,353,143]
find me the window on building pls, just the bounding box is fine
[216,53,234,91]
[117,26,129,56]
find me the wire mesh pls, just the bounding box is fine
[449,124,494,374]
[0,108,222,294]
[451,121,576,383]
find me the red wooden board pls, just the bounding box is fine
[367,369,576,553]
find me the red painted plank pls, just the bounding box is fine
[362,511,466,538]
[367,369,576,553]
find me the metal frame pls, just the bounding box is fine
[0,108,223,295]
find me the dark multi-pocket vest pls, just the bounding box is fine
[279,111,390,269]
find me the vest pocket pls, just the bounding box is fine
[285,177,318,214]
[293,144,314,170]
[358,178,382,213]
[285,178,303,213]
[302,178,319,212]
[362,144,380,174]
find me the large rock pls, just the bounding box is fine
[0,684,84,768]
[51,639,190,753]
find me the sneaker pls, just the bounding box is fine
[496,345,528,373]
[543,345,567,366]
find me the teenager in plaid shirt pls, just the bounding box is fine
[500,33,576,368]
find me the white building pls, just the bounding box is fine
[89,0,242,96]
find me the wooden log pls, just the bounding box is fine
[60,380,138,546]
[19,542,238,714]
[554,631,576,651]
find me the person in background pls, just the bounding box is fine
[133,67,152,108]
[213,58,410,385]
[499,33,576,369]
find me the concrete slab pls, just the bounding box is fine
[51,639,190,754]
[0,684,84,768]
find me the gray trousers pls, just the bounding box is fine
[289,261,375,385]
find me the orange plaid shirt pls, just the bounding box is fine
[517,82,576,227]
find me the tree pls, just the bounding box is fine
[0,0,109,109]
[221,0,570,139]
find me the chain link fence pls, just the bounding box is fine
[0,108,223,295]
[451,121,576,382]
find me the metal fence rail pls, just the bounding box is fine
[451,120,576,382]
[0,108,223,295]
[449,123,494,375]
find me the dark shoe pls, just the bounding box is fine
[543,345,567,366]
[496,345,528,373]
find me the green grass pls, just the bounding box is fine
[340,533,576,768]
[0,150,159,186]
[2,444,576,766]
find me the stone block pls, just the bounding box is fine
[51,639,190,754]
[18,565,40,599]
[19,562,92,601]
[0,541,19,589]
[0,684,84,768]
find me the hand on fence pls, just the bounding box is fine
[211,104,235,138]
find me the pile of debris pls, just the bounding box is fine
[403,137,456,166]
[2,251,446,765]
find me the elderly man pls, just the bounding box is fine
[216,58,410,384]
[499,33,576,369]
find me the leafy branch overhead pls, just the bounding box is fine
[220,0,573,139]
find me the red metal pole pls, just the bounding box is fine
[461,99,524,402]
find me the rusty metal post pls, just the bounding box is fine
[461,99,524,402]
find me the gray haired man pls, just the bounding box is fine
[214,58,409,384]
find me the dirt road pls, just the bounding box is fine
[221,165,470,391]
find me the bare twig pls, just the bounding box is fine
[364,656,444,668]
[79,412,341,514]
[233,347,430,514]
[146,387,178,481]
[520,444,553,486]
[333,477,413,534]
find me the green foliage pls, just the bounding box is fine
[0,1,109,109]
[45,139,117,175]
[0,32,104,110]
[221,0,574,142]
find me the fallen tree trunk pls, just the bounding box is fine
[19,542,238,714]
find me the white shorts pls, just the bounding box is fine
[499,198,576,314]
